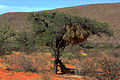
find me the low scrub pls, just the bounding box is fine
[0,23,16,55]
[78,53,120,80]
[3,53,48,73]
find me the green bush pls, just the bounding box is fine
[0,23,16,55]
[15,31,36,53]
[61,52,74,59]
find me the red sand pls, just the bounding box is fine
[0,53,86,80]
[0,70,85,80]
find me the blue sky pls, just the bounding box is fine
[0,0,120,14]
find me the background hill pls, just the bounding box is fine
[0,3,120,44]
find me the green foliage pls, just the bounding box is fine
[0,23,15,55]
[29,12,69,51]
[79,17,113,36]
[51,51,74,59]
[61,52,74,59]
[28,12,113,74]
[79,43,116,49]
[15,31,36,53]
[29,12,112,48]
[29,11,113,56]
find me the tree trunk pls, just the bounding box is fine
[53,50,68,74]
[54,50,60,74]
[58,59,67,74]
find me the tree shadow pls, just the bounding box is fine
[57,59,79,75]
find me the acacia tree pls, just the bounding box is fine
[29,12,112,74]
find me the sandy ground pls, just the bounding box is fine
[0,52,87,80]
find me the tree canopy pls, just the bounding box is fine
[29,12,112,49]
[29,11,112,74]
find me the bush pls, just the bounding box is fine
[0,23,16,55]
[97,54,120,80]
[4,53,48,73]
[79,53,120,80]
[61,52,74,59]
[15,31,36,53]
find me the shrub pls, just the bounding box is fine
[97,54,120,80]
[0,23,16,55]
[15,31,36,53]
[61,52,74,59]
[79,53,120,80]
[4,53,48,73]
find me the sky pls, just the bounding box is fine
[0,0,120,14]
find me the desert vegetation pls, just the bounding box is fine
[0,22,16,55]
[0,7,120,80]
[28,11,112,74]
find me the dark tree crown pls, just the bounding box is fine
[29,12,112,49]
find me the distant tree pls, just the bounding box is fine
[29,12,112,74]
[0,23,15,55]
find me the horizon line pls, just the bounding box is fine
[0,2,119,15]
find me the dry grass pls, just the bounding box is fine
[77,52,120,80]
[1,50,119,80]
[2,52,53,80]
[3,53,49,73]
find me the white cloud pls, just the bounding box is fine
[0,5,9,8]
[0,5,53,14]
